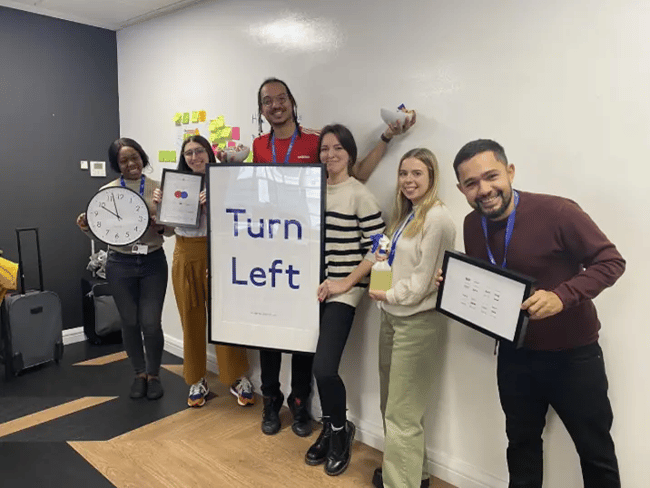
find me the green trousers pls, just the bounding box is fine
[379,308,442,488]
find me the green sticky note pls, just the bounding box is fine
[183,112,190,124]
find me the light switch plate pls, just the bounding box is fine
[80,160,89,170]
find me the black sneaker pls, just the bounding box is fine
[261,393,284,435]
[129,376,147,399]
[324,420,355,476]
[372,467,430,487]
[288,394,312,437]
[305,419,332,466]
[147,377,164,400]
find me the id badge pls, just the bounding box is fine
[132,244,148,255]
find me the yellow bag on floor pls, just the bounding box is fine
[0,256,19,304]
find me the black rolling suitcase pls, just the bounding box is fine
[81,276,122,345]
[0,228,64,379]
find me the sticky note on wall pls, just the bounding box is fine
[199,110,207,122]
[183,112,190,124]
[231,127,240,140]
[173,113,182,124]
[191,111,199,123]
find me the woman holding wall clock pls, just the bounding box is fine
[76,137,172,401]
[152,135,255,409]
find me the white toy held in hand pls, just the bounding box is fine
[380,104,415,127]
[219,144,250,163]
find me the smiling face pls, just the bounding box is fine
[183,141,209,174]
[399,157,431,205]
[260,81,294,128]
[117,146,144,180]
[456,150,515,220]
[320,132,350,182]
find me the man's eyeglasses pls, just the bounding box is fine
[261,94,289,107]
[184,147,207,158]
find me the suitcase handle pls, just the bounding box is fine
[15,228,44,293]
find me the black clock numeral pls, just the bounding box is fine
[135,226,138,232]
[125,231,130,238]
[105,230,109,236]
[138,216,144,222]
[135,205,141,211]
[100,202,106,208]
[115,233,119,240]
[118,193,124,200]
[96,222,101,228]
[94,211,98,216]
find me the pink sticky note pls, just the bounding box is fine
[231,127,240,140]
[227,141,236,147]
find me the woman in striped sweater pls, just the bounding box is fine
[304,124,385,476]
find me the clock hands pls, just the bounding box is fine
[111,194,122,220]
[99,204,121,220]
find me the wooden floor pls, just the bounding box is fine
[0,343,456,488]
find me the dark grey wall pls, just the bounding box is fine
[0,7,120,330]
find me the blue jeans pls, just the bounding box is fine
[497,341,620,488]
[106,249,167,377]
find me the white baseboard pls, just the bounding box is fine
[63,326,86,345]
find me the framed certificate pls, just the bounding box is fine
[436,250,535,347]
[156,169,204,228]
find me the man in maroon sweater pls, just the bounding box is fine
[453,139,624,488]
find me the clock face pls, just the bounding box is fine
[86,186,150,246]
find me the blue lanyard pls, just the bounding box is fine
[271,128,298,164]
[480,190,519,268]
[120,175,145,196]
[388,212,415,266]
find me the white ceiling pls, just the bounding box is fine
[0,0,210,30]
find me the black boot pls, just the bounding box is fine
[261,392,284,435]
[305,419,332,466]
[324,420,355,476]
[372,467,431,488]
[288,394,312,437]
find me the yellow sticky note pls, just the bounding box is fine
[199,110,207,122]
[191,111,199,123]
[209,134,219,143]
[183,112,190,124]
[194,128,200,135]
[173,112,182,124]
[215,115,225,127]
[209,119,218,132]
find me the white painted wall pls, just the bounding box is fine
[116,1,650,486]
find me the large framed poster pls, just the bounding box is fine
[436,251,536,347]
[207,163,325,353]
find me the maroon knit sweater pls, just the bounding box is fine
[463,191,625,350]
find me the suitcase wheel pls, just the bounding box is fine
[54,342,64,363]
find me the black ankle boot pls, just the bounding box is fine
[305,419,332,466]
[324,420,355,476]
[372,467,431,488]
[288,394,312,437]
[261,392,284,435]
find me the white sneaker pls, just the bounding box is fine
[230,377,255,406]
[187,377,209,407]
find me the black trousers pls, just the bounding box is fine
[259,349,314,401]
[497,341,620,488]
[312,302,356,427]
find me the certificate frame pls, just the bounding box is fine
[156,169,204,228]
[436,250,536,347]
[206,163,325,354]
